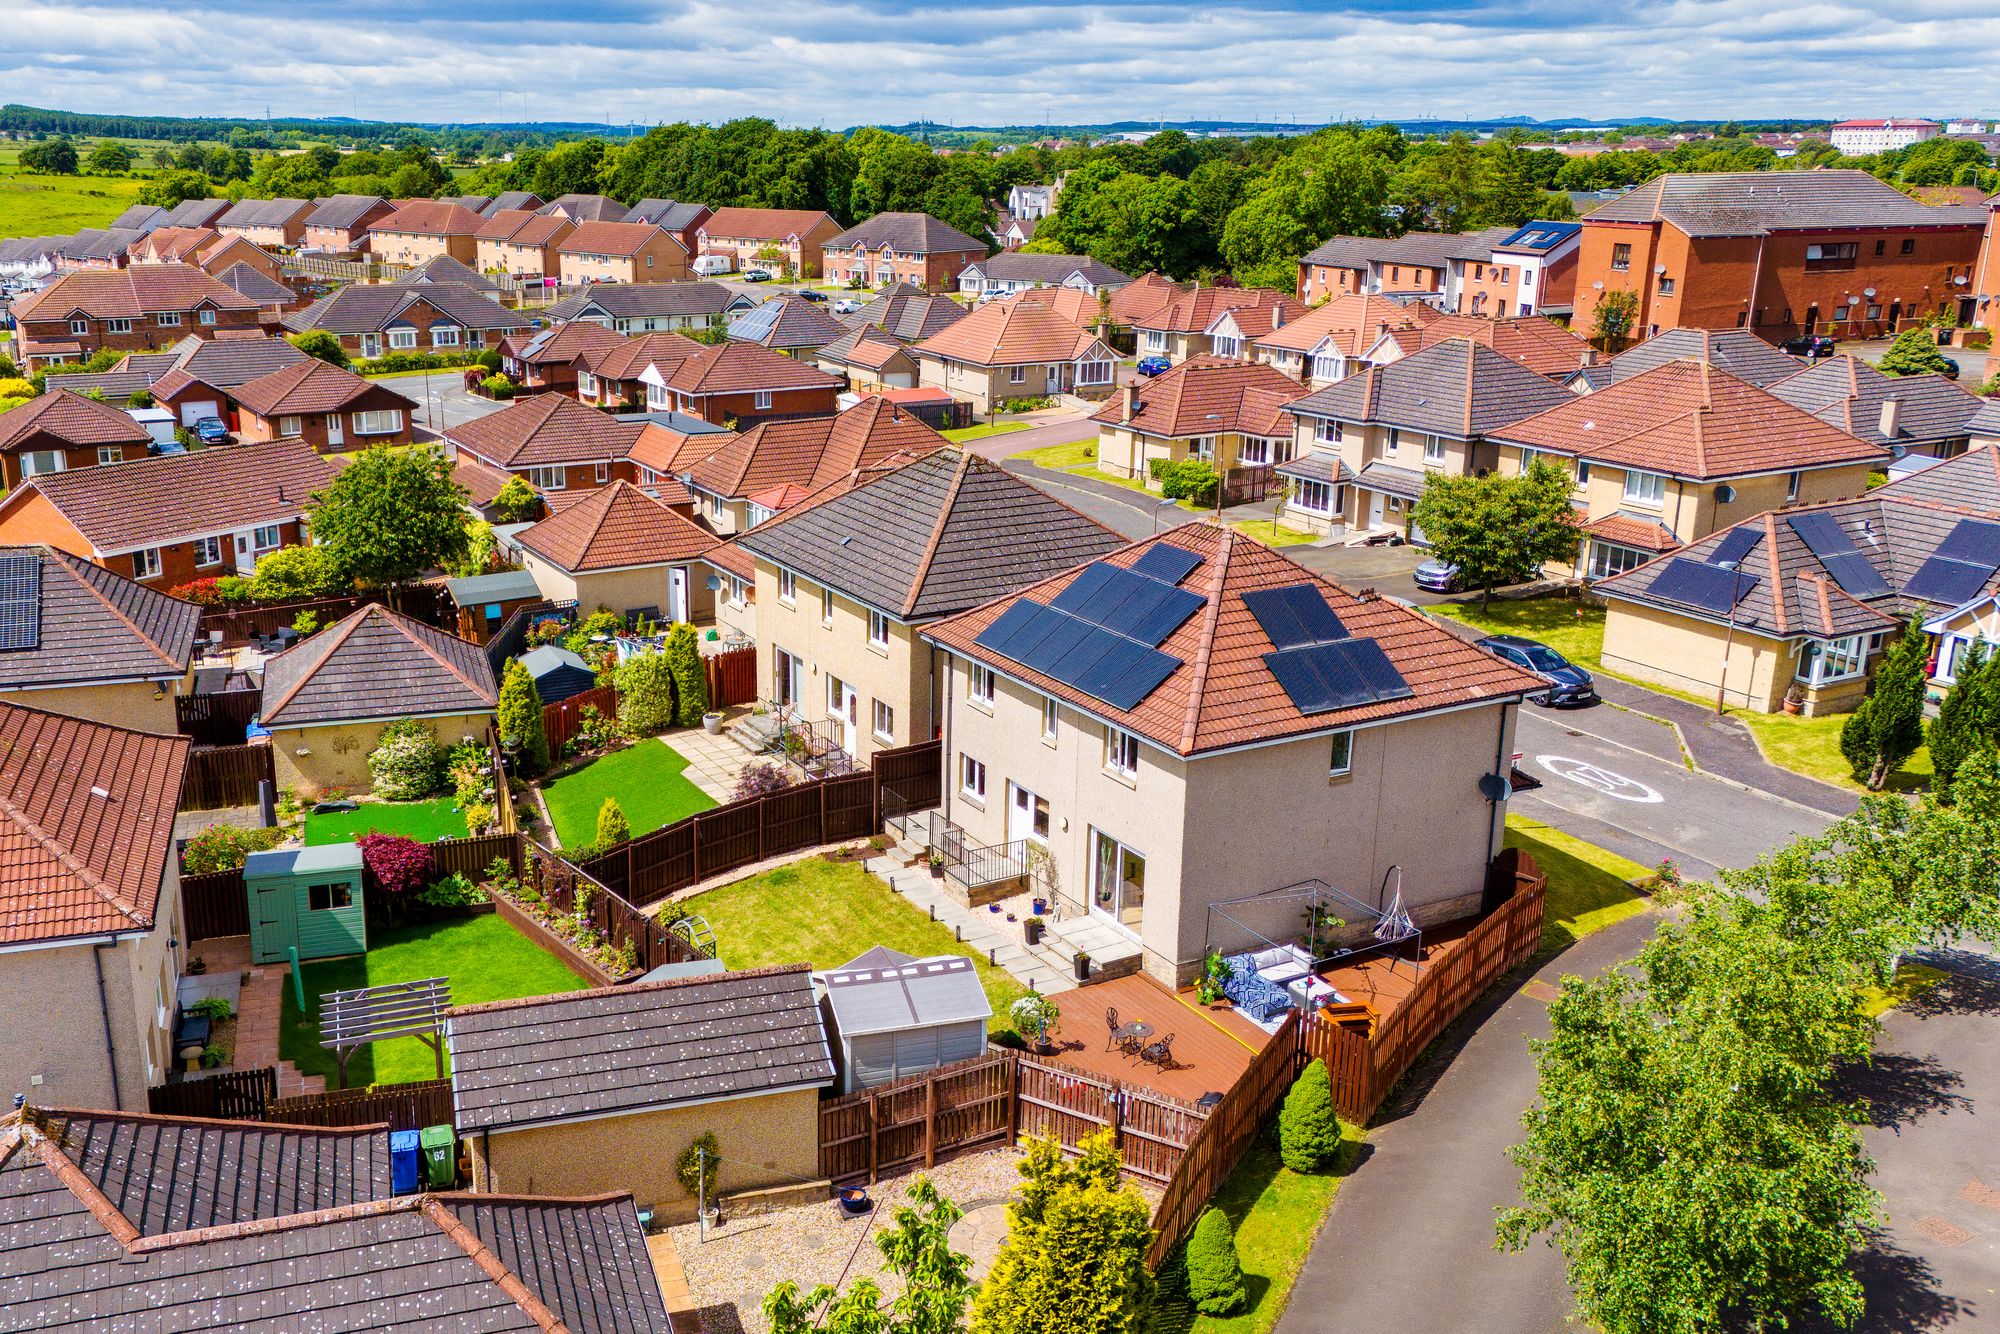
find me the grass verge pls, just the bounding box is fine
[1859,962,1950,1018]
[678,855,1027,1034]
[305,797,464,846]
[1504,814,1654,953]
[278,915,586,1084]
[1227,519,1319,548]
[941,421,1033,444]
[540,740,717,848]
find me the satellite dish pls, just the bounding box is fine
[705,575,723,591]
[1714,484,1737,503]
[1479,772,1513,802]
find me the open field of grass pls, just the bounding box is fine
[679,856,1028,1035]
[0,172,149,239]
[279,915,586,1084]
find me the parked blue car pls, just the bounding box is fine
[191,417,229,445]
[1136,355,1172,377]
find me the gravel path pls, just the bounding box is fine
[670,1148,1161,1334]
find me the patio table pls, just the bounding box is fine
[1112,1020,1154,1052]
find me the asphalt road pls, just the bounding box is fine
[401,369,507,438]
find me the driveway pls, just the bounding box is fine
[399,369,509,437]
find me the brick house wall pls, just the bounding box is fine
[477,238,563,277]
[236,394,415,454]
[0,439,148,490]
[1297,262,1366,302]
[557,232,690,285]
[827,246,984,292]
[17,306,263,368]
[495,458,641,494]
[670,384,840,426]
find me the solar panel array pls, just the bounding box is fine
[972,549,1206,712]
[1708,526,1762,569]
[1244,583,1413,716]
[0,553,40,653]
[1787,512,1890,599]
[1904,518,2000,606]
[1645,557,1759,615]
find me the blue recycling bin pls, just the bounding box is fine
[390,1129,421,1195]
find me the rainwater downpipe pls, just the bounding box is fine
[91,938,123,1109]
[1486,702,1510,857]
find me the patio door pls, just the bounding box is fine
[827,674,858,753]
[1090,830,1145,934]
[774,649,801,710]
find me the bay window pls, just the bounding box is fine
[387,327,418,350]
[1587,541,1646,580]
[1795,635,1870,686]
[1294,480,1333,514]
[354,410,401,436]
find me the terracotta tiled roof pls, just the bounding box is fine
[1134,286,1302,334]
[1106,272,1190,326]
[664,341,844,396]
[1249,294,1419,357]
[1493,360,1892,479]
[923,524,1542,756]
[629,421,737,475]
[1598,327,1805,387]
[0,700,190,944]
[230,359,415,417]
[1583,512,1682,552]
[367,200,487,237]
[913,300,1108,366]
[0,388,150,453]
[516,480,717,572]
[1003,286,1100,328]
[688,397,948,498]
[818,324,913,371]
[501,318,626,367]
[450,453,520,509]
[558,220,683,257]
[446,394,646,469]
[0,546,199,690]
[261,602,497,727]
[700,207,836,241]
[1091,357,1308,437]
[703,538,756,580]
[473,208,571,244]
[579,331,708,381]
[3,439,335,555]
[131,226,218,261]
[1206,297,1309,340]
[1391,313,1595,379]
[13,264,260,322]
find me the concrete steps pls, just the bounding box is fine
[1044,914,1142,985]
[724,713,780,755]
[864,855,1077,996]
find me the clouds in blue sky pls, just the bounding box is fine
[7,0,2000,127]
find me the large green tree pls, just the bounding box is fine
[1220,130,1396,288]
[1407,459,1581,607]
[305,445,469,587]
[764,1177,972,1334]
[496,658,549,773]
[971,1133,1153,1334]
[1926,639,1996,787]
[19,138,78,174]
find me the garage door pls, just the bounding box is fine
[178,399,220,426]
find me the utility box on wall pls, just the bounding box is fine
[245,842,368,965]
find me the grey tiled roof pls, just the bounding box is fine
[1355,461,1427,501]
[1284,338,1576,438]
[304,193,389,230]
[399,254,503,293]
[1766,356,1983,449]
[485,190,545,214]
[0,546,198,689]
[545,282,736,322]
[286,281,525,334]
[108,205,167,233]
[623,198,708,230]
[1301,226,1514,270]
[959,251,1130,287]
[728,296,851,350]
[826,211,987,255]
[1583,170,1988,237]
[841,291,968,341]
[1600,327,1806,387]
[1968,398,2000,440]
[448,965,837,1132]
[1274,451,1352,484]
[260,603,498,727]
[214,261,295,304]
[540,193,625,223]
[1872,442,2000,512]
[216,197,310,228]
[159,198,230,229]
[738,447,1124,620]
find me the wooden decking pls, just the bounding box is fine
[1316,915,1479,1023]
[1036,973,1267,1104]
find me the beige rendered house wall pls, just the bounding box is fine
[1601,601,1797,711]
[0,678,183,732]
[468,1085,822,1223]
[270,711,495,795]
[754,562,931,758]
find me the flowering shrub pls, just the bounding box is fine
[357,833,434,900]
[167,578,227,606]
[480,373,515,400]
[182,824,282,874]
[461,800,494,835]
[731,762,793,803]
[527,615,570,647]
[366,720,447,799]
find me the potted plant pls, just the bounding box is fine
[927,849,946,880]
[1010,990,1061,1052]
[1073,950,1091,983]
[1024,914,1045,946]
[702,710,725,735]
[1195,950,1234,1005]
[1782,683,1806,715]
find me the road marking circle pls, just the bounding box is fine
[1534,755,1665,804]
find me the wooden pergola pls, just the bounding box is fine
[319,976,452,1088]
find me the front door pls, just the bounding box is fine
[1090,830,1146,933]
[325,413,344,448]
[360,333,381,359]
[1008,783,1049,846]
[233,532,257,577]
[669,566,689,623]
[827,674,858,753]
[1368,491,1386,528]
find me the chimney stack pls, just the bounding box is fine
[1580,349,1597,368]
[1879,397,1901,440]
[1121,383,1140,424]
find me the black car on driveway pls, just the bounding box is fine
[1475,633,1597,706]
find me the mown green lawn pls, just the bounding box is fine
[540,740,716,849]
[678,856,1027,1035]
[1428,598,1608,673]
[305,798,465,846]
[0,171,149,239]
[1503,815,1654,953]
[1227,518,1319,548]
[278,915,587,1085]
[941,421,1033,444]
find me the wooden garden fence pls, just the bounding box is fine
[147,1067,275,1120]
[180,868,249,941]
[266,1079,455,1133]
[818,1052,1017,1184]
[179,743,274,810]
[542,684,619,757]
[175,690,262,746]
[703,645,757,708]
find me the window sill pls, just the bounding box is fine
[966,699,994,717]
[1328,771,1353,786]
[867,642,890,658]
[960,793,987,811]
[1103,767,1138,790]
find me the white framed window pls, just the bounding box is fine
[1295,479,1333,515]
[251,524,281,550]
[1623,469,1667,507]
[1575,461,1590,486]
[821,585,835,625]
[1314,419,1341,446]
[1105,726,1141,779]
[433,326,462,347]
[1144,330,1166,352]
[961,754,988,800]
[1786,471,1802,501]
[594,461,610,484]
[198,308,216,326]
[778,569,796,604]
[1328,728,1353,777]
[728,576,747,607]
[1008,365,1027,385]
[1423,436,1446,464]
[96,446,123,465]
[156,312,181,327]
[1041,695,1059,740]
[872,699,895,743]
[1212,334,1241,359]
[1311,354,1340,380]
[1588,541,1647,581]
[68,319,88,336]
[1386,428,1401,454]
[278,414,302,436]
[1796,634,1869,686]
[525,464,566,490]
[1239,436,1270,466]
[387,327,418,350]
[20,450,64,477]
[868,610,889,648]
[1190,435,1215,461]
[355,409,401,436]
[194,535,222,566]
[131,547,161,579]
[105,318,132,334]
[968,663,995,706]
[753,389,773,410]
[1077,360,1112,386]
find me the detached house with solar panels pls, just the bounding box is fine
[1595,445,2000,713]
[922,524,1542,985]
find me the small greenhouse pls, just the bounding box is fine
[820,946,991,1093]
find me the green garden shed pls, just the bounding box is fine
[245,843,368,965]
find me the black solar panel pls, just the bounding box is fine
[1243,584,1349,650]
[1904,555,1994,606]
[1786,512,1890,599]
[974,595,1188,713]
[1131,544,1202,586]
[1263,639,1413,716]
[1646,558,1758,614]
[0,553,40,653]
[1708,526,1761,569]
[1936,519,2000,566]
[1051,565,1202,647]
